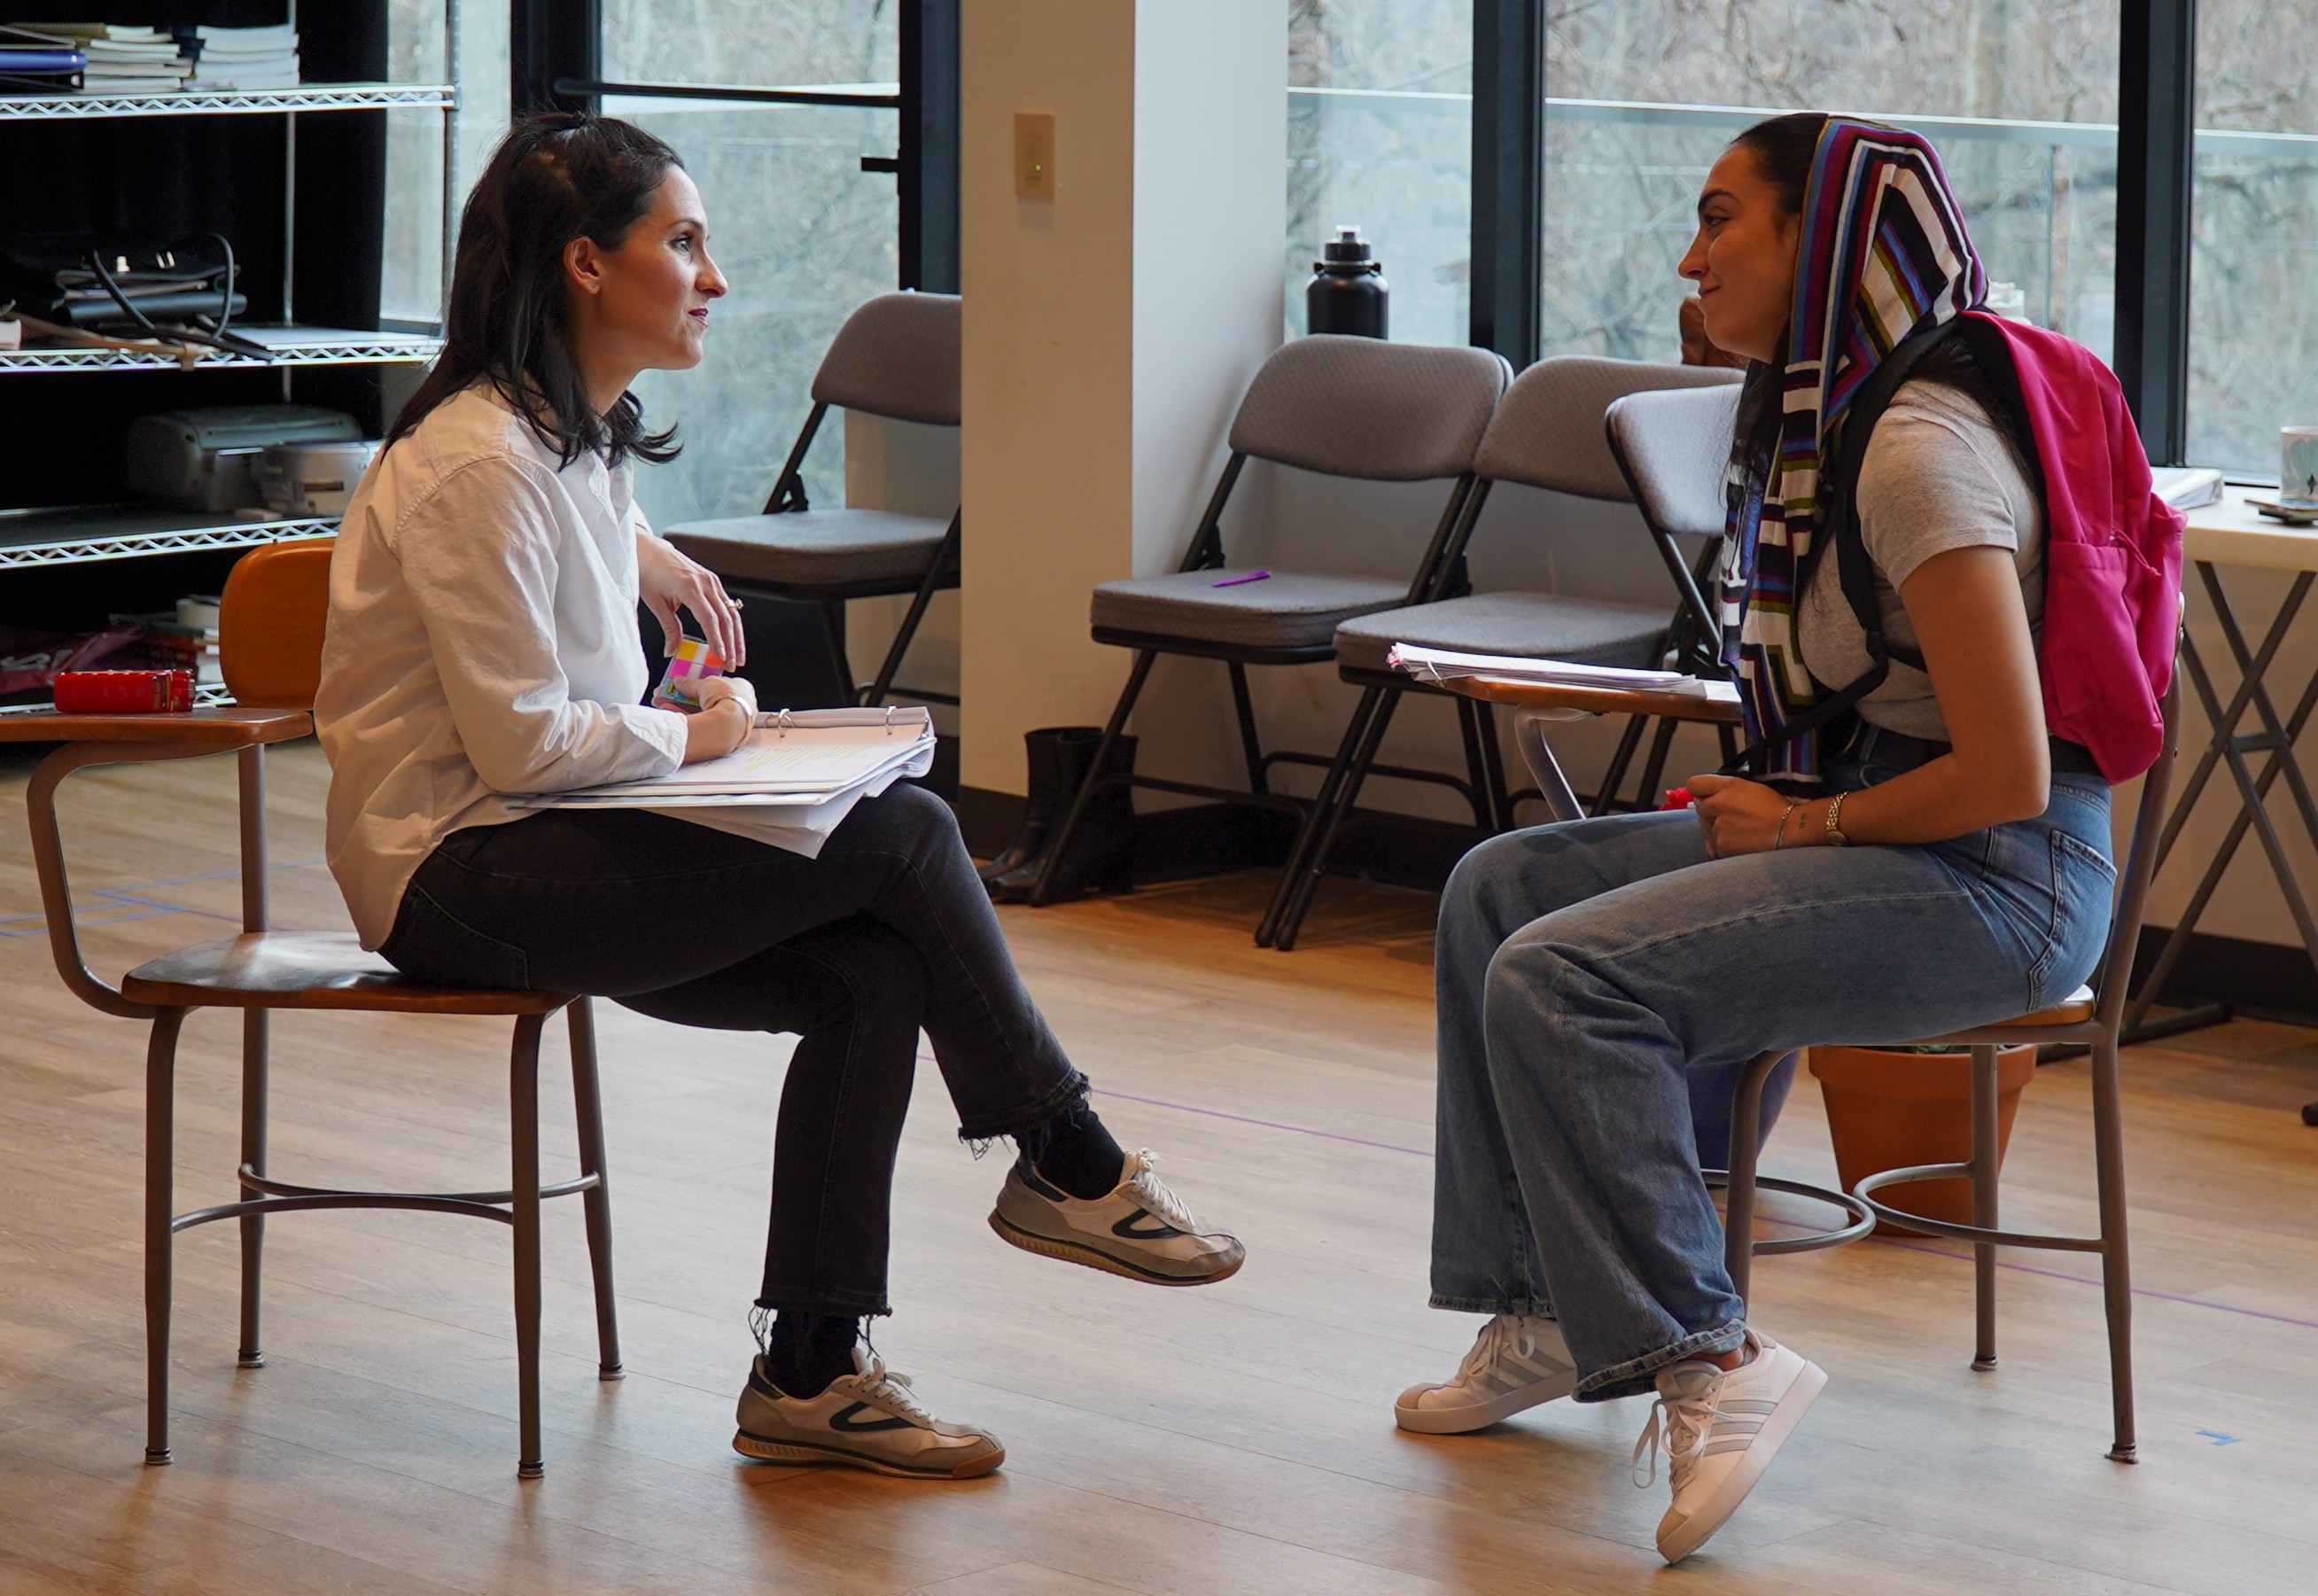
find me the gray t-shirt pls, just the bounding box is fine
[1795,379,2044,741]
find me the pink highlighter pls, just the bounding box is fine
[653,637,725,710]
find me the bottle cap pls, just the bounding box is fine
[1321,226,1373,264]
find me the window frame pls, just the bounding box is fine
[1468,0,2197,464]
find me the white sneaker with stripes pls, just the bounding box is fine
[1634,1327,1826,1563]
[1394,1312,1578,1434]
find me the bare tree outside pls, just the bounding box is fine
[1291,0,2314,471]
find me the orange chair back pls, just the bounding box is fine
[219,540,335,709]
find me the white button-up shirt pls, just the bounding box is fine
[316,385,688,948]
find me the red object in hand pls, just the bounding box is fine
[1661,785,1696,811]
[53,669,194,713]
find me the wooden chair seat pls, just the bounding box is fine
[1994,985,2098,1027]
[122,932,572,1016]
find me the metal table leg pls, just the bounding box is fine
[2126,563,2318,1047]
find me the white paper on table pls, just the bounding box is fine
[648,736,937,859]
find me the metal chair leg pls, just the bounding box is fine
[1272,689,1404,952]
[566,1000,623,1381]
[1722,1048,1785,1311]
[1971,1043,2001,1372]
[1475,700,1513,829]
[1454,696,1494,829]
[1028,650,1155,907]
[237,1011,269,1367]
[820,600,855,705]
[235,745,270,1368]
[862,523,958,706]
[1256,685,1385,946]
[145,1008,187,1465]
[510,1013,548,1479]
[2089,1031,2138,1461]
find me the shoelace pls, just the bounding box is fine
[1455,1313,1544,1384]
[1631,1381,1724,1492]
[1124,1149,1233,1239]
[846,1355,936,1429]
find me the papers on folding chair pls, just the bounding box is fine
[514,706,937,860]
[1387,643,1738,703]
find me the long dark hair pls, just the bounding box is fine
[386,112,684,468]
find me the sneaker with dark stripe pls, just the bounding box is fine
[732,1346,1004,1479]
[1634,1327,1826,1563]
[1395,1312,1578,1434]
[989,1148,1244,1286]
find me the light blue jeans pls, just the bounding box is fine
[1431,757,2115,1401]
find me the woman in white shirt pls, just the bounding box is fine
[316,113,1241,1481]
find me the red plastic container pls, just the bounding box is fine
[52,669,195,713]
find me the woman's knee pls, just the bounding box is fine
[813,918,933,1018]
[1441,829,1540,941]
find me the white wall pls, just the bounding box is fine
[957,0,1285,798]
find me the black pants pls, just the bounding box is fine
[379,784,1087,1318]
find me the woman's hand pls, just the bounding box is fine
[1686,772,1806,858]
[638,533,747,669]
[681,673,757,764]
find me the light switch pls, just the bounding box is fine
[1015,112,1055,199]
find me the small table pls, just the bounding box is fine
[1439,674,1740,821]
[2128,487,2318,1056]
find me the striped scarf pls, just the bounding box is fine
[1720,120,1987,785]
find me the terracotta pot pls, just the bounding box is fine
[1807,1043,2039,1236]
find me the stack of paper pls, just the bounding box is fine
[175,23,297,89]
[23,23,188,91]
[2151,467,2224,512]
[1388,643,1738,701]
[517,706,938,858]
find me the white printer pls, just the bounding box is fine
[124,405,365,513]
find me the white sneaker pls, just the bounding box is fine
[1395,1313,1577,1434]
[732,1345,1004,1479]
[990,1148,1245,1286]
[1633,1327,1826,1563]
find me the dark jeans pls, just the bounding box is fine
[379,784,1088,1318]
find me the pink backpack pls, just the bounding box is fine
[1824,310,2183,783]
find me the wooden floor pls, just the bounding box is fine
[4,740,2318,1594]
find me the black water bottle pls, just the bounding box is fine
[1305,225,1388,339]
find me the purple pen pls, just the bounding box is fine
[1212,570,1272,587]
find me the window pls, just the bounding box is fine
[383,0,509,326]
[1539,5,2121,365]
[2190,0,2318,474]
[601,1,901,526]
[1287,1,1471,346]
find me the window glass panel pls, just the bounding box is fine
[1542,6,2120,365]
[612,101,900,528]
[383,0,509,325]
[1287,1,1471,347]
[598,4,902,530]
[2191,1,2318,473]
[603,0,898,87]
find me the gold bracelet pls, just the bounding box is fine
[1773,798,1802,849]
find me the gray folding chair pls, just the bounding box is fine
[1025,335,1510,912]
[1259,358,1741,949]
[666,291,961,707]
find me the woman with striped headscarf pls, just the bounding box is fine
[1398,114,2123,1562]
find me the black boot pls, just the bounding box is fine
[977,727,1077,884]
[987,730,1138,902]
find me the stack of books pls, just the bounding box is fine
[115,596,223,686]
[176,23,298,90]
[0,24,84,90]
[18,22,188,92]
